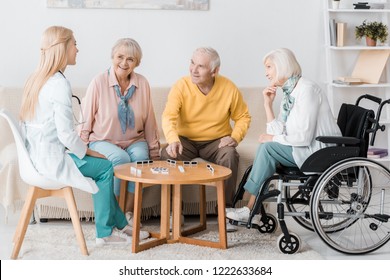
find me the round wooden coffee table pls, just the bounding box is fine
[114,160,231,253]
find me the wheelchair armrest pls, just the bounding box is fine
[316,136,361,145]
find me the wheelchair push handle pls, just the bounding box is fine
[369,98,390,146]
[355,94,382,106]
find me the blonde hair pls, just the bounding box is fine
[20,26,74,120]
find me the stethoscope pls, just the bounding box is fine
[72,94,81,105]
[71,94,85,126]
[58,70,85,125]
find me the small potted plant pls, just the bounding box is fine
[355,20,388,46]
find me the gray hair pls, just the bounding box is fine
[263,48,302,81]
[111,38,143,66]
[194,47,221,72]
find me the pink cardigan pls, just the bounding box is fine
[79,68,160,159]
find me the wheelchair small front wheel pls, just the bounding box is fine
[256,213,278,233]
[277,232,301,254]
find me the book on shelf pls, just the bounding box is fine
[336,22,347,47]
[367,152,388,159]
[367,148,388,155]
[333,77,363,85]
[367,148,388,158]
[329,19,336,46]
[329,20,347,47]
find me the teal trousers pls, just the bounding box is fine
[244,142,297,196]
[76,155,128,238]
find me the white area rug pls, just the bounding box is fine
[18,219,323,260]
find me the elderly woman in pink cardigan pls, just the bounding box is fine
[79,38,160,227]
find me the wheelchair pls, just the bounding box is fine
[229,94,390,255]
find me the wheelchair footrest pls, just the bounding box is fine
[227,219,260,229]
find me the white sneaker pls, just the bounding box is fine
[126,212,142,227]
[119,225,150,240]
[226,206,250,222]
[169,214,185,230]
[96,228,132,245]
[225,207,235,214]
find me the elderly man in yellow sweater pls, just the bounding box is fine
[161,47,251,215]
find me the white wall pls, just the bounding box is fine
[0,0,325,88]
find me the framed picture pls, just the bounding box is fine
[47,0,209,10]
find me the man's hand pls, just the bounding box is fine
[166,141,183,158]
[218,136,238,148]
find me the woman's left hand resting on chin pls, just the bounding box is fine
[86,148,107,159]
[258,133,273,143]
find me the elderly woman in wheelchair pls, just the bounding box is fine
[227,48,390,255]
[227,48,341,224]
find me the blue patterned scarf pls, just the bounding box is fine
[281,75,301,122]
[114,84,136,134]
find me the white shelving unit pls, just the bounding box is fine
[323,0,390,162]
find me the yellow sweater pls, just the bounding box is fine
[162,75,251,143]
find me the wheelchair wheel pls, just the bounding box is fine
[277,232,301,254]
[256,213,278,233]
[311,158,390,254]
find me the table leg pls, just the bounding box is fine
[173,181,228,249]
[216,180,227,249]
[132,182,143,253]
[131,183,171,253]
[172,183,182,240]
[160,184,171,239]
[118,179,127,212]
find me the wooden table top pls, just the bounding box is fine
[114,160,232,185]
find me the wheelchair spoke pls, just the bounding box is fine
[311,159,390,254]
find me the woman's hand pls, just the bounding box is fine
[86,148,106,159]
[263,86,277,122]
[258,133,274,143]
[263,86,277,106]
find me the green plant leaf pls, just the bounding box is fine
[355,20,388,43]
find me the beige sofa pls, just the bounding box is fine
[0,86,266,221]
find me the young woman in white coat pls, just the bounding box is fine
[226,48,342,223]
[19,26,149,245]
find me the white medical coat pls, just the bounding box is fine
[24,72,98,194]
